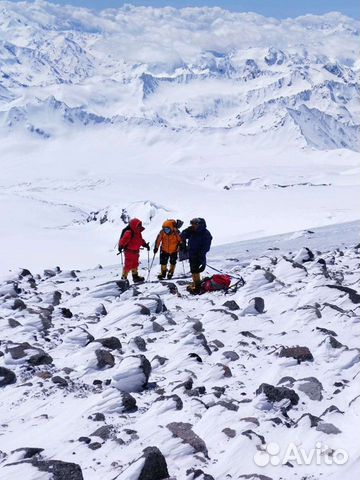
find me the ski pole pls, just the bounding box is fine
[147,253,156,282]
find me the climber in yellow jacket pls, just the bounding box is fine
[154,219,183,279]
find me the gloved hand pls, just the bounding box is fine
[118,246,123,253]
[145,242,150,251]
[153,247,158,254]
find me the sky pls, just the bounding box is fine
[6,0,360,19]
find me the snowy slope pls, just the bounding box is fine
[0,2,359,273]
[0,223,359,480]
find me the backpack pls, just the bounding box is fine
[201,274,231,293]
[120,225,132,240]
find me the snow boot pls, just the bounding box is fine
[132,269,144,283]
[187,273,201,294]
[122,269,129,280]
[167,264,176,279]
[158,265,167,280]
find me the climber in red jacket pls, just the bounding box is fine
[118,218,150,282]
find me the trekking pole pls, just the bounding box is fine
[147,253,156,282]
[182,261,186,277]
[207,263,245,282]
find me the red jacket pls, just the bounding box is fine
[119,218,147,252]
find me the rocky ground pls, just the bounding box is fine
[0,240,359,480]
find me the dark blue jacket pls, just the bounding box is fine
[181,219,212,259]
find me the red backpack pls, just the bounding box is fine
[202,274,232,293]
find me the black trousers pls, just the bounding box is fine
[160,251,177,265]
[189,255,206,274]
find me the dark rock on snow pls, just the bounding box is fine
[31,459,84,480]
[279,346,314,363]
[52,376,68,387]
[61,308,73,318]
[12,298,26,310]
[167,422,209,458]
[222,300,240,311]
[0,367,16,387]
[256,383,299,408]
[95,336,122,350]
[138,446,169,480]
[95,349,115,369]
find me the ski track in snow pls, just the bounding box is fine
[0,224,359,480]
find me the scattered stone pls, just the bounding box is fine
[222,428,236,438]
[88,442,102,450]
[167,422,208,458]
[44,269,57,278]
[95,304,107,316]
[316,422,342,435]
[95,349,115,369]
[321,405,344,416]
[134,336,147,351]
[52,376,68,387]
[91,425,113,440]
[222,300,240,311]
[12,299,26,310]
[256,383,299,409]
[88,412,106,422]
[78,437,91,444]
[279,346,314,363]
[253,297,265,313]
[136,304,151,315]
[297,377,323,401]
[8,318,21,328]
[242,429,265,445]
[152,321,165,332]
[95,337,122,350]
[19,268,32,277]
[52,291,62,306]
[152,355,168,366]
[316,326,337,337]
[223,351,240,361]
[120,391,138,412]
[61,308,73,319]
[326,285,360,304]
[28,352,53,366]
[187,469,215,480]
[293,247,314,263]
[138,446,169,480]
[0,367,16,387]
[32,459,84,480]
[11,447,44,459]
[189,352,202,363]
[328,336,344,349]
[155,394,183,410]
[216,363,232,378]
[215,401,239,411]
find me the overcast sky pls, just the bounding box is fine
[6,0,360,19]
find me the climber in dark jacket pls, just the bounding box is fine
[180,218,212,292]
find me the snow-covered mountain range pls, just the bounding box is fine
[0,1,359,150]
